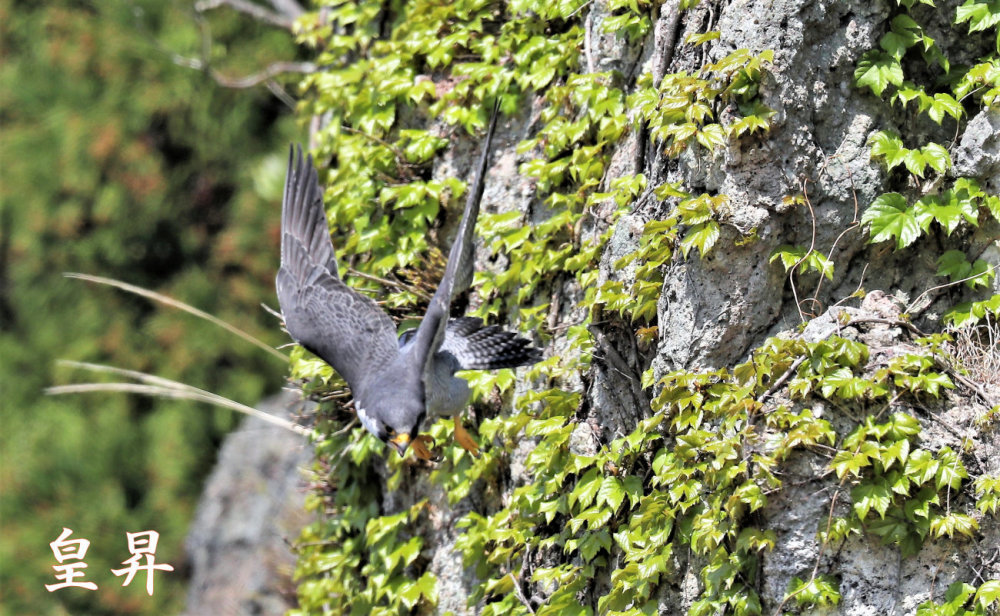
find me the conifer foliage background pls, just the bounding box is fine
[0,2,298,613]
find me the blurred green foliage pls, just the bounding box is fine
[0,1,298,613]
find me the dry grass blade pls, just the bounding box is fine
[57,359,205,392]
[49,361,312,437]
[947,316,1000,406]
[64,272,287,362]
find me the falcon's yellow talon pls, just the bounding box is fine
[410,434,435,460]
[453,414,480,457]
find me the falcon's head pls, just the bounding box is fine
[385,409,427,456]
[356,388,426,456]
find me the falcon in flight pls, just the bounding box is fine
[276,103,541,459]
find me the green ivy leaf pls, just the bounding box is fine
[906,449,941,486]
[696,123,727,151]
[935,446,968,491]
[769,245,805,271]
[914,190,979,235]
[862,192,920,249]
[882,438,911,471]
[680,221,720,258]
[831,447,873,479]
[943,294,1000,327]
[956,0,1000,33]
[786,575,841,607]
[937,249,975,280]
[903,148,929,177]
[569,468,602,511]
[855,51,904,96]
[976,579,1000,609]
[926,93,964,123]
[975,475,1000,515]
[921,142,951,173]
[930,513,979,539]
[597,476,626,512]
[868,130,906,170]
[852,478,892,519]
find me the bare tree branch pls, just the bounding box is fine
[164,49,314,93]
[209,61,316,88]
[267,0,305,19]
[196,0,295,30]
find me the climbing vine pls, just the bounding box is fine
[853,0,1000,326]
[284,0,1000,615]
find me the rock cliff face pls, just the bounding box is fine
[410,1,1000,611]
[189,0,999,613]
[183,392,312,616]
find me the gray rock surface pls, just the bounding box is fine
[953,110,1000,187]
[765,301,1000,615]
[183,391,312,616]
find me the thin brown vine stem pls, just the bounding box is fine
[566,0,594,19]
[802,178,819,260]
[345,267,433,302]
[948,85,987,150]
[509,572,536,614]
[874,391,904,423]
[844,317,927,337]
[828,262,870,312]
[789,262,806,322]
[929,552,947,601]
[947,368,998,409]
[787,177,819,321]
[802,154,864,314]
[818,153,861,222]
[770,488,842,616]
[757,355,808,405]
[810,221,860,309]
[905,263,998,315]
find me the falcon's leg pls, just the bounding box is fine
[453,414,480,457]
[411,434,435,461]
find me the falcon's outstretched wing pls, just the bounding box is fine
[276,145,398,389]
[409,100,502,375]
[439,317,542,370]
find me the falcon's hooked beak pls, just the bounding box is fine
[390,432,435,460]
[390,432,412,455]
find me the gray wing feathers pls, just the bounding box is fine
[280,145,338,277]
[276,145,398,389]
[440,317,542,370]
[447,99,501,299]
[410,101,502,375]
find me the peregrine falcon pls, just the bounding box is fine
[276,103,541,458]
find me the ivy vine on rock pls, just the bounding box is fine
[282,0,1000,614]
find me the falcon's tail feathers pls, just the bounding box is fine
[441,316,542,371]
